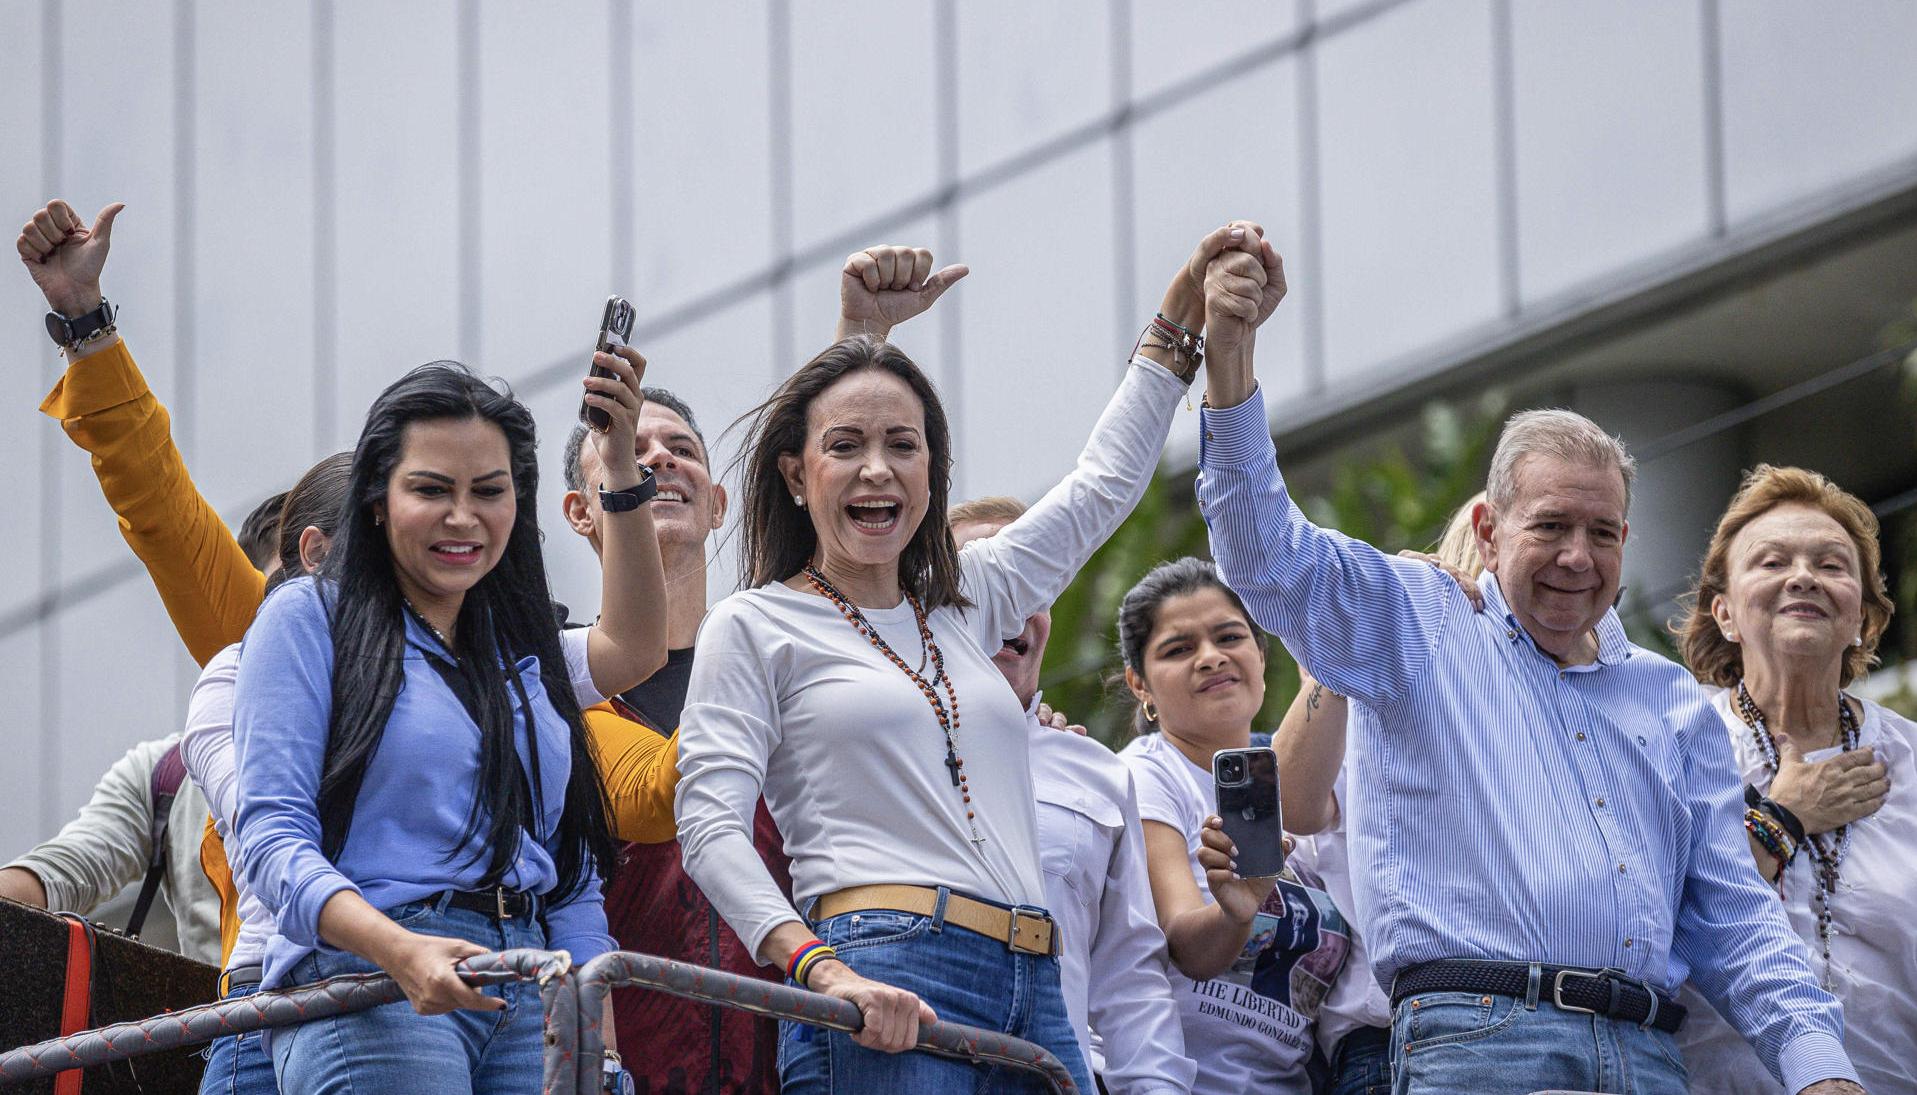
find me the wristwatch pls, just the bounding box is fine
[598,464,658,512]
[45,298,117,351]
[601,1051,636,1095]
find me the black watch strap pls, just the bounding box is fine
[598,464,658,512]
[46,298,117,349]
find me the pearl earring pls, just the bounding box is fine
[1722,630,1737,643]
[794,495,805,508]
[1853,635,1864,648]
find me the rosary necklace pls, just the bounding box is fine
[803,565,985,850]
[1734,680,1857,989]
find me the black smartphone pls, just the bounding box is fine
[1214,746,1286,878]
[580,295,637,432]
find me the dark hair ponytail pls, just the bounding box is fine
[1115,557,1267,735]
[266,452,355,589]
[317,362,614,901]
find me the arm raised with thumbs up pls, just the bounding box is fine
[17,199,124,318]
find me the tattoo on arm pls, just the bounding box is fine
[1305,684,1324,723]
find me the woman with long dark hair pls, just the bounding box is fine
[1113,558,1351,1095]
[675,225,1272,1093]
[232,351,667,1094]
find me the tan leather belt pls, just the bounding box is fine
[814,884,1056,956]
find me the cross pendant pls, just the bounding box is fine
[944,752,962,788]
[969,833,988,850]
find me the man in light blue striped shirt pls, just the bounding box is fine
[1187,227,1861,1095]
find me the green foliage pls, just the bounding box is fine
[1042,394,1506,749]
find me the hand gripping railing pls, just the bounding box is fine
[571,950,1080,1095]
[0,949,579,1093]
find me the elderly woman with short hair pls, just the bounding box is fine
[1673,463,1914,1094]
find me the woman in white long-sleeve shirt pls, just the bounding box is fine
[675,226,1268,1093]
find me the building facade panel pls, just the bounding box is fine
[1316,0,1504,380]
[188,0,317,518]
[1130,57,1309,407]
[332,0,464,454]
[1509,0,1711,303]
[954,141,1118,508]
[1719,2,1917,223]
[475,1,615,384]
[788,1,938,252]
[1129,0,1302,102]
[0,0,47,618]
[628,2,775,321]
[956,0,1110,174]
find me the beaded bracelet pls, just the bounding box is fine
[1744,808,1797,867]
[790,942,839,987]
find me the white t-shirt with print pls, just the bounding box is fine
[1122,732,1351,1095]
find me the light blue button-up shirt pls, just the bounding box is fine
[1195,387,1855,1093]
[232,578,615,989]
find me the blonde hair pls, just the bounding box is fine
[1434,491,1487,579]
[948,495,1028,528]
[1676,464,1892,689]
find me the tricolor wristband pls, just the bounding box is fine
[786,939,832,983]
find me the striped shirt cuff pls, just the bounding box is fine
[1197,384,1270,468]
[1777,1030,1858,1094]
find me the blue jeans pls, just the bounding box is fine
[778,894,1093,1094]
[200,981,278,1095]
[270,896,548,1095]
[1389,965,1688,1095]
[1327,1025,1391,1095]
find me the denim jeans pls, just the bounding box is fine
[1389,965,1688,1095]
[778,892,1093,1094]
[270,895,549,1095]
[199,982,278,1095]
[1327,1025,1391,1095]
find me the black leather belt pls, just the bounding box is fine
[221,963,264,994]
[1391,960,1685,1034]
[444,886,536,920]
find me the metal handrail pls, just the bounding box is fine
[571,950,1080,1095]
[0,949,579,1093]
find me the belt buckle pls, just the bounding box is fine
[495,887,514,920]
[1550,967,1620,1015]
[1007,906,1051,956]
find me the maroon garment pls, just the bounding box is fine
[601,710,792,1095]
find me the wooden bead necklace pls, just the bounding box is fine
[1733,680,1856,990]
[803,565,986,851]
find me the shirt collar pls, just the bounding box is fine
[1477,571,1631,670]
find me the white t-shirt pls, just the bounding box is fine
[1674,689,1917,1095]
[180,629,604,970]
[1030,701,1193,1094]
[1122,733,1351,1095]
[1283,769,1392,1060]
[677,357,1186,956]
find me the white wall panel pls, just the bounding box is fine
[476,2,614,387]
[1131,61,1308,407]
[1130,1,1301,101]
[53,3,189,588]
[332,0,462,450]
[789,2,936,252]
[1317,0,1501,378]
[189,1,317,519]
[1510,2,1710,302]
[1720,2,1917,224]
[45,581,193,857]
[955,143,1116,507]
[0,1,47,618]
[0,625,47,861]
[957,0,1109,172]
[629,3,773,319]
